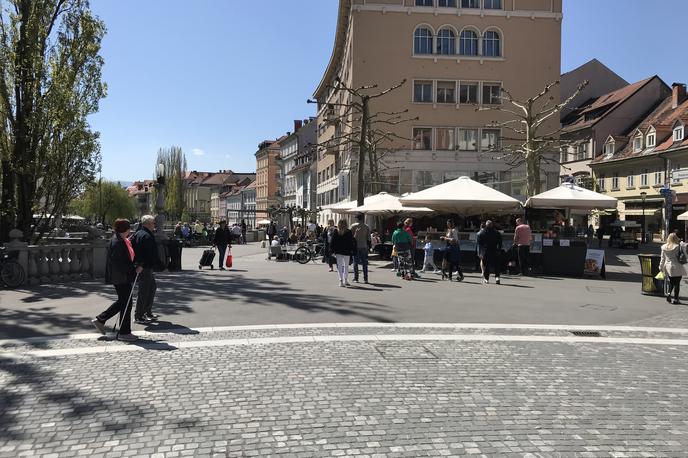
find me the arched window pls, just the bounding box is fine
[483,30,501,57]
[436,28,456,55]
[459,30,478,56]
[414,27,433,55]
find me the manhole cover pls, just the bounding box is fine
[580,303,618,312]
[375,344,438,360]
[569,330,603,337]
[586,286,616,294]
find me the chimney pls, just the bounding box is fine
[294,119,303,132]
[673,83,687,109]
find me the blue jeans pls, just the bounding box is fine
[353,247,369,282]
[217,244,228,268]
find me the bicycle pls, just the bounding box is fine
[0,249,26,288]
[293,242,326,264]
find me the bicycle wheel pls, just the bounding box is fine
[1,261,25,288]
[293,247,311,264]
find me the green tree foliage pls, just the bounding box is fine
[0,0,106,241]
[153,146,187,221]
[69,180,135,224]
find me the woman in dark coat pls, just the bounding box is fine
[331,219,356,287]
[92,219,142,342]
[213,220,232,270]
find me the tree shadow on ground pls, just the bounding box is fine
[156,270,394,324]
[0,355,147,443]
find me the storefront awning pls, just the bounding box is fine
[623,208,662,216]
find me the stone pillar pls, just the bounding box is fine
[3,229,29,278]
[91,238,108,278]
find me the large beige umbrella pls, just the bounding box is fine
[525,182,617,210]
[400,176,521,214]
[345,192,434,216]
[677,211,688,221]
[322,200,358,214]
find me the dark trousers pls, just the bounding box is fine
[98,283,133,334]
[218,244,228,268]
[668,276,682,300]
[443,262,463,280]
[353,247,369,282]
[517,245,530,275]
[135,268,156,318]
[482,253,500,281]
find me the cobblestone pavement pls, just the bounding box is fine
[2,326,688,457]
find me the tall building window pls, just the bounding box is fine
[435,128,455,150]
[641,169,648,187]
[461,0,479,7]
[458,128,478,151]
[612,173,619,190]
[654,170,663,185]
[646,132,656,148]
[482,30,501,57]
[415,0,434,6]
[576,143,588,160]
[633,133,643,152]
[413,80,433,102]
[438,0,456,6]
[675,125,685,142]
[481,129,500,151]
[436,28,456,55]
[627,172,634,188]
[414,27,433,55]
[482,83,501,105]
[483,0,502,9]
[459,30,479,56]
[459,82,479,104]
[598,174,606,191]
[413,128,433,150]
[436,81,456,103]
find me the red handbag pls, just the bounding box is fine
[225,250,233,269]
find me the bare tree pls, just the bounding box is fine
[308,77,418,206]
[478,79,589,197]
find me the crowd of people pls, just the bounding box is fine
[173,219,248,246]
[264,215,534,288]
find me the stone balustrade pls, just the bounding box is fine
[3,229,107,286]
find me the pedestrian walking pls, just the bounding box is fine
[132,215,159,323]
[350,214,371,284]
[477,220,502,285]
[92,219,142,342]
[323,219,337,272]
[513,218,532,276]
[660,233,687,305]
[214,220,232,270]
[420,236,439,273]
[331,219,355,287]
[240,219,247,244]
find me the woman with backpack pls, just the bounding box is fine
[660,232,687,304]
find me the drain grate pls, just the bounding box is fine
[586,286,616,294]
[375,344,439,360]
[569,330,603,337]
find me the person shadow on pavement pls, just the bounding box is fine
[140,321,200,335]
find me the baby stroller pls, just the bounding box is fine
[396,249,414,281]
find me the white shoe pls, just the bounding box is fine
[495,277,501,285]
[483,279,489,284]
[345,281,351,287]
[339,281,345,287]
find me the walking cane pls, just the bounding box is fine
[113,272,140,338]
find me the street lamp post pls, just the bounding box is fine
[641,191,647,244]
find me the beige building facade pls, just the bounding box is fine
[255,139,284,220]
[591,83,688,239]
[313,0,563,221]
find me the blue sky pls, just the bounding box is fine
[90,0,686,182]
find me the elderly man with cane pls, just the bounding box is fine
[92,219,142,342]
[132,215,160,324]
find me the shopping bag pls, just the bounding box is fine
[226,251,233,269]
[655,271,665,280]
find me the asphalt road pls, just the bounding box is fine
[0,243,681,339]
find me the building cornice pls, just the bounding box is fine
[352,4,562,20]
[313,0,352,101]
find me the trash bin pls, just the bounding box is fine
[638,254,662,296]
[167,239,184,272]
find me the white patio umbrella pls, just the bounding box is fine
[345,192,434,216]
[678,211,688,221]
[323,199,358,214]
[399,176,522,214]
[524,182,617,210]
[256,219,272,225]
